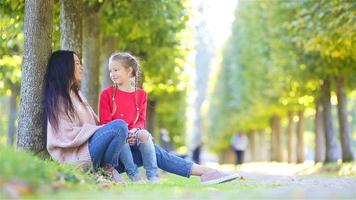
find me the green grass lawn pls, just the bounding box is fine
[1,146,355,200]
[0,146,260,199]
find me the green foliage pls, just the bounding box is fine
[0,0,24,95]
[101,0,189,96]
[205,0,356,152]
[155,90,186,147]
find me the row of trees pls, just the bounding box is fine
[206,0,355,163]
[0,0,190,153]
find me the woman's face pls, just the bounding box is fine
[109,60,132,85]
[73,54,83,83]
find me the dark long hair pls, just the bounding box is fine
[44,50,82,130]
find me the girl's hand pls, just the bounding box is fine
[127,128,138,145]
[127,135,137,145]
[129,128,138,133]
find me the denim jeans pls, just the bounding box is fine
[116,145,194,178]
[88,119,130,169]
[130,129,158,178]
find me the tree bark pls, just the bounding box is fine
[248,131,256,161]
[287,111,293,163]
[335,75,354,162]
[82,10,100,110]
[17,0,53,153]
[314,99,325,162]
[321,77,339,163]
[101,36,117,89]
[7,85,19,146]
[146,100,156,137]
[60,0,83,58]
[271,115,282,162]
[296,109,305,163]
[258,131,265,161]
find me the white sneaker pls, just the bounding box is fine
[201,169,241,185]
[129,175,145,184]
[147,176,160,184]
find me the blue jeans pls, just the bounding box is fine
[119,130,158,178]
[88,119,132,169]
[116,145,194,178]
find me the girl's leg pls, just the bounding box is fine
[136,129,159,179]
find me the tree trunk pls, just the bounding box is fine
[7,85,19,146]
[296,109,305,163]
[270,118,275,161]
[321,77,339,163]
[248,131,256,161]
[257,131,268,161]
[17,0,53,153]
[287,111,293,163]
[271,115,282,162]
[314,99,325,162]
[335,76,354,162]
[146,100,156,137]
[60,0,83,58]
[258,131,265,161]
[101,36,117,89]
[82,11,100,110]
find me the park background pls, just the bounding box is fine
[1,0,355,199]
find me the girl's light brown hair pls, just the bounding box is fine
[109,52,141,124]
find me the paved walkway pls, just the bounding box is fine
[217,162,356,199]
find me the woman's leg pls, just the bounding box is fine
[114,144,240,184]
[117,143,139,177]
[88,119,128,169]
[116,145,193,177]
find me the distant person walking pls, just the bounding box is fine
[159,128,173,152]
[231,132,248,165]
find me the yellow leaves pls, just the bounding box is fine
[297,95,314,106]
[0,55,22,67]
[330,50,346,58]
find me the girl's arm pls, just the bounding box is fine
[99,90,113,125]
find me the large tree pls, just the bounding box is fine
[60,0,83,57]
[17,0,53,154]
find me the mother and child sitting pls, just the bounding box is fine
[45,50,240,184]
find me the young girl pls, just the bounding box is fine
[99,52,160,183]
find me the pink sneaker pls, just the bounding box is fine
[201,169,241,185]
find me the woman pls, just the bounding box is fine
[45,50,240,185]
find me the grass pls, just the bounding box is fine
[1,146,355,199]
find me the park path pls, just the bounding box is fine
[237,171,356,199]
[217,162,356,199]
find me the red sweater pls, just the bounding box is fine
[99,86,147,129]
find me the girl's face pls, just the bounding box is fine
[109,60,133,85]
[73,54,83,83]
